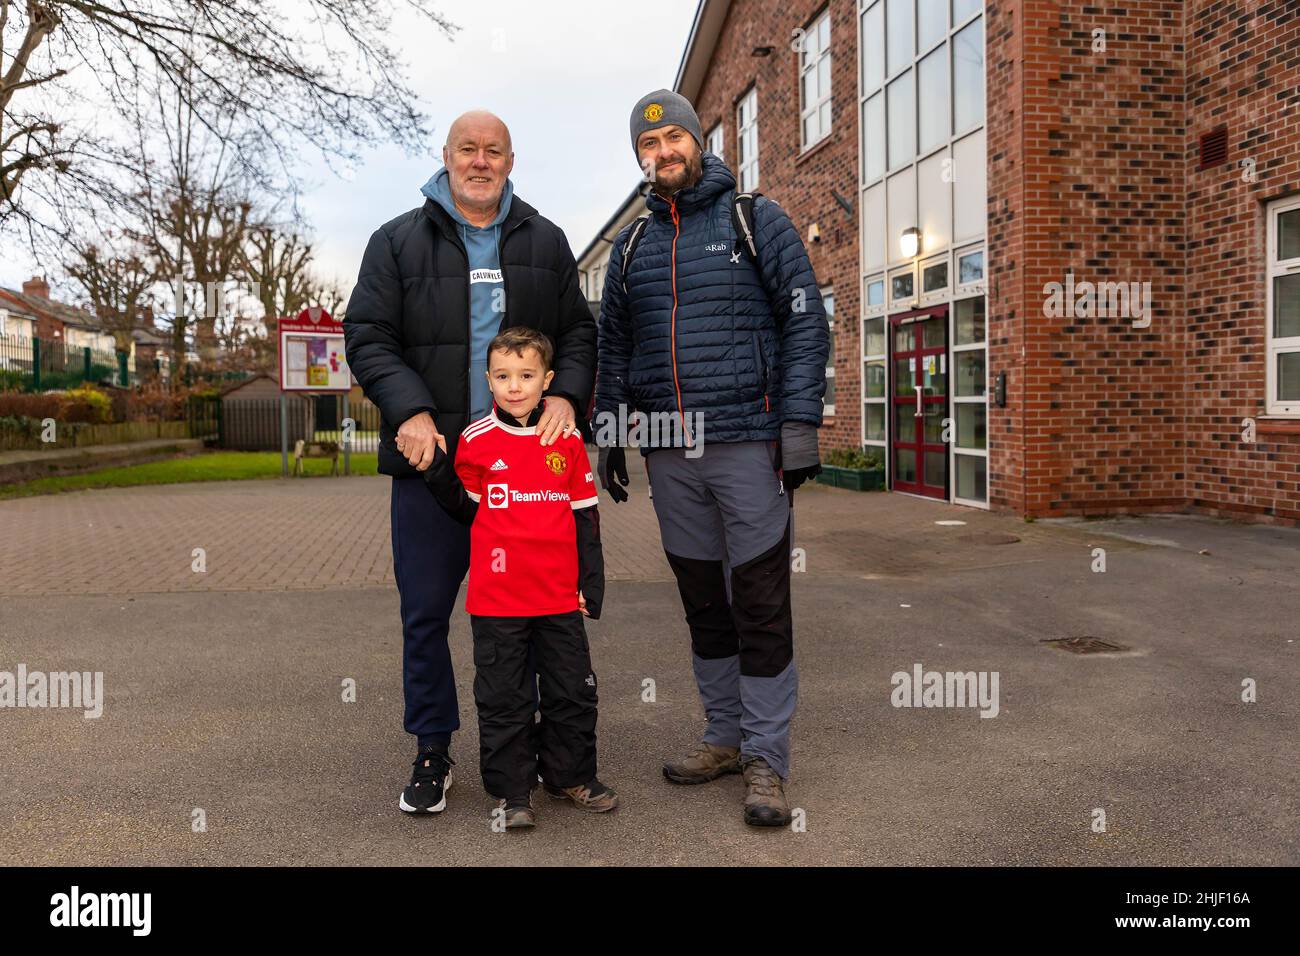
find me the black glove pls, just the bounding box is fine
[780,422,822,492]
[597,445,629,503]
[782,463,822,492]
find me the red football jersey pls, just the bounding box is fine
[455,411,599,617]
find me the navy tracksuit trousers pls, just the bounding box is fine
[391,476,471,748]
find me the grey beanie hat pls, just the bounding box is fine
[630,89,704,158]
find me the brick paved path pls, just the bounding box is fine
[0,454,1139,596]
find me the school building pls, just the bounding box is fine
[580,0,1300,524]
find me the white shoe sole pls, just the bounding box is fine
[399,772,453,814]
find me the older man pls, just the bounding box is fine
[345,110,596,815]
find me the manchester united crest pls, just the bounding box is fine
[643,103,663,122]
[544,451,567,476]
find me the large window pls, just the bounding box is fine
[737,88,759,192]
[860,0,985,187]
[952,15,985,133]
[862,276,887,451]
[951,294,987,505]
[800,9,833,150]
[1267,195,1300,415]
[822,285,836,415]
[706,122,725,161]
[859,0,988,506]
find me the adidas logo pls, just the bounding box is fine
[585,674,596,687]
[490,458,508,471]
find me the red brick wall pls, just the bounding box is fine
[988,0,1299,525]
[988,0,1191,519]
[986,0,1028,514]
[1183,0,1300,524]
[691,0,861,453]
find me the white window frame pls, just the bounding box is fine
[954,243,987,295]
[889,264,917,309]
[821,284,836,416]
[706,122,725,161]
[950,293,989,509]
[862,274,888,458]
[919,252,950,303]
[1266,195,1300,416]
[864,274,887,316]
[737,88,759,192]
[799,9,833,151]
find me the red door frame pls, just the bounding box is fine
[889,304,948,499]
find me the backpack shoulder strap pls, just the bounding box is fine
[620,215,651,294]
[730,191,761,261]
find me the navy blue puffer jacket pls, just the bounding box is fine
[596,153,829,450]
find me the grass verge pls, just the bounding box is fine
[0,451,380,500]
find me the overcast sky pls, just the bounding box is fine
[2,0,699,302]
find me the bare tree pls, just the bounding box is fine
[308,277,348,321]
[1,0,457,225]
[62,233,156,354]
[242,220,315,333]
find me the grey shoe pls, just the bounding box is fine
[497,794,536,829]
[662,741,742,785]
[741,757,790,827]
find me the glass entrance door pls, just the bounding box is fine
[891,307,949,499]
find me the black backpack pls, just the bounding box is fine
[620,192,763,293]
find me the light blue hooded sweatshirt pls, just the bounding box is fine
[421,167,515,422]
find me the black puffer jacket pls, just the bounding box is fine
[344,194,596,477]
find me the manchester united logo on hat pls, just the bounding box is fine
[544,451,567,476]
[643,103,664,122]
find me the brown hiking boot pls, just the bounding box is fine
[662,741,742,785]
[541,778,619,812]
[496,794,536,829]
[741,758,790,827]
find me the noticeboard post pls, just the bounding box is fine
[277,307,351,476]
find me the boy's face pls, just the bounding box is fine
[487,346,554,420]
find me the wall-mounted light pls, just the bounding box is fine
[900,227,922,259]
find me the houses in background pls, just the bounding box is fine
[0,275,145,384]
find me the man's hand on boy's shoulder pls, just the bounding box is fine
[537,395,576,446]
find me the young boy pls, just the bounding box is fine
[423,327,617,828]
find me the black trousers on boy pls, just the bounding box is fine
[471,611,598,799]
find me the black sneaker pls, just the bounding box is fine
[399,746,454,814]
[498,793,536,829]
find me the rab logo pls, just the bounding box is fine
[487,484,509,508]
[643,103,663,122]
[544,451,567,476]
[705,242,728,252]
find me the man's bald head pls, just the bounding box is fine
[445,110,513,153]
[441,109,515,226]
